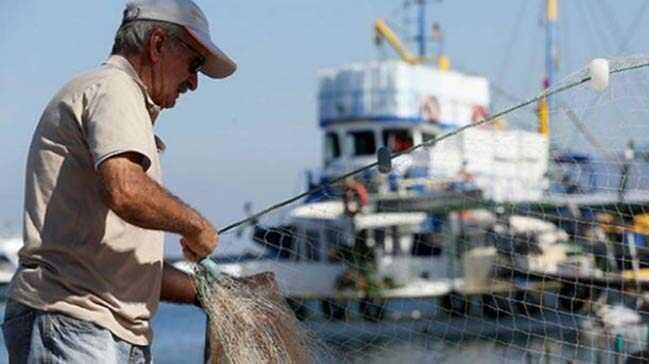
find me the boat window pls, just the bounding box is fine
[375,227,402,256]
[305,229,321,261]
[348,130,376,156]
[324,132,341,162]
[422,133,436,143]
[383,129,414,153]
[353,229,371,259]
[411,233,442,256]
[391,226,402,256]
[325,228,345,263]
[252,225,294,259]
[374,228,386,251]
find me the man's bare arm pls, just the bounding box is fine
[99,152,218,260]
[160,261,198,305]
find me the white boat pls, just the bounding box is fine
[182,1,628,321]
[212,20,551,304]
[0,237,21,287]
[579,304,647,362]
[206,200,455,299]
[492,214,601,278]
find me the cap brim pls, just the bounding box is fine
[186,28,237,79]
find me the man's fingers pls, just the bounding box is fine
[180,230,218,261]
[191,241,210,258]
[180,238,199,262]
[182,246,199,262]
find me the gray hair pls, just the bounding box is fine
[111,20,184,56]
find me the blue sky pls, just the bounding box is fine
[2,1,649,256]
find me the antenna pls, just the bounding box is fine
[393,0,446,67]
[417,0,426,57]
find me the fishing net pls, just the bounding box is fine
[193,269,321,363]
[192,55,649,363]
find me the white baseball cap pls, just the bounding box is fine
[122,0,237,79]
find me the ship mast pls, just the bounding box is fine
[545,0,558,94]
[416,0,447,69]
[417,0,427,57]
[374,1,449,69]
[539,0,557,137]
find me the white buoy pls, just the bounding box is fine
[411,309,421,320]
[589,58,609,92]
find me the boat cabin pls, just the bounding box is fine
[286,201,451,286]
[316,60,549,202]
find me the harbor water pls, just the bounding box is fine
[0,300,640,363]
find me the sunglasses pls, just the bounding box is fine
[174,36,206,74]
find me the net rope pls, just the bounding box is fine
[217,58,649,236]
[197,56,649,363]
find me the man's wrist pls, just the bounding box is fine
[184,215,210,238]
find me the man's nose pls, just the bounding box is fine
[188,72,198,91]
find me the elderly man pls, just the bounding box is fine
[2,0,234,362]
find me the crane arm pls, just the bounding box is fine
[374,18,419,65]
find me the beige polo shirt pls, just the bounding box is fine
[8,55,166,346]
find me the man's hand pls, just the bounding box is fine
[180,222,219,262]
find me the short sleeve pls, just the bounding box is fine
[83,77,157,172]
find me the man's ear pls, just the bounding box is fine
[148,28,167,64]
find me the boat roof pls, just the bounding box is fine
[289,201,344,220]
[289,201,427,228]
[355,212,427,229]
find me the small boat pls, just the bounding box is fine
[579,304,647,362]
[0,237,21,297]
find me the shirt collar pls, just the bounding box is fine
[104,55,161,122]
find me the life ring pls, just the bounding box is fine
[343,180,368,216]
[471,105,489,123]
